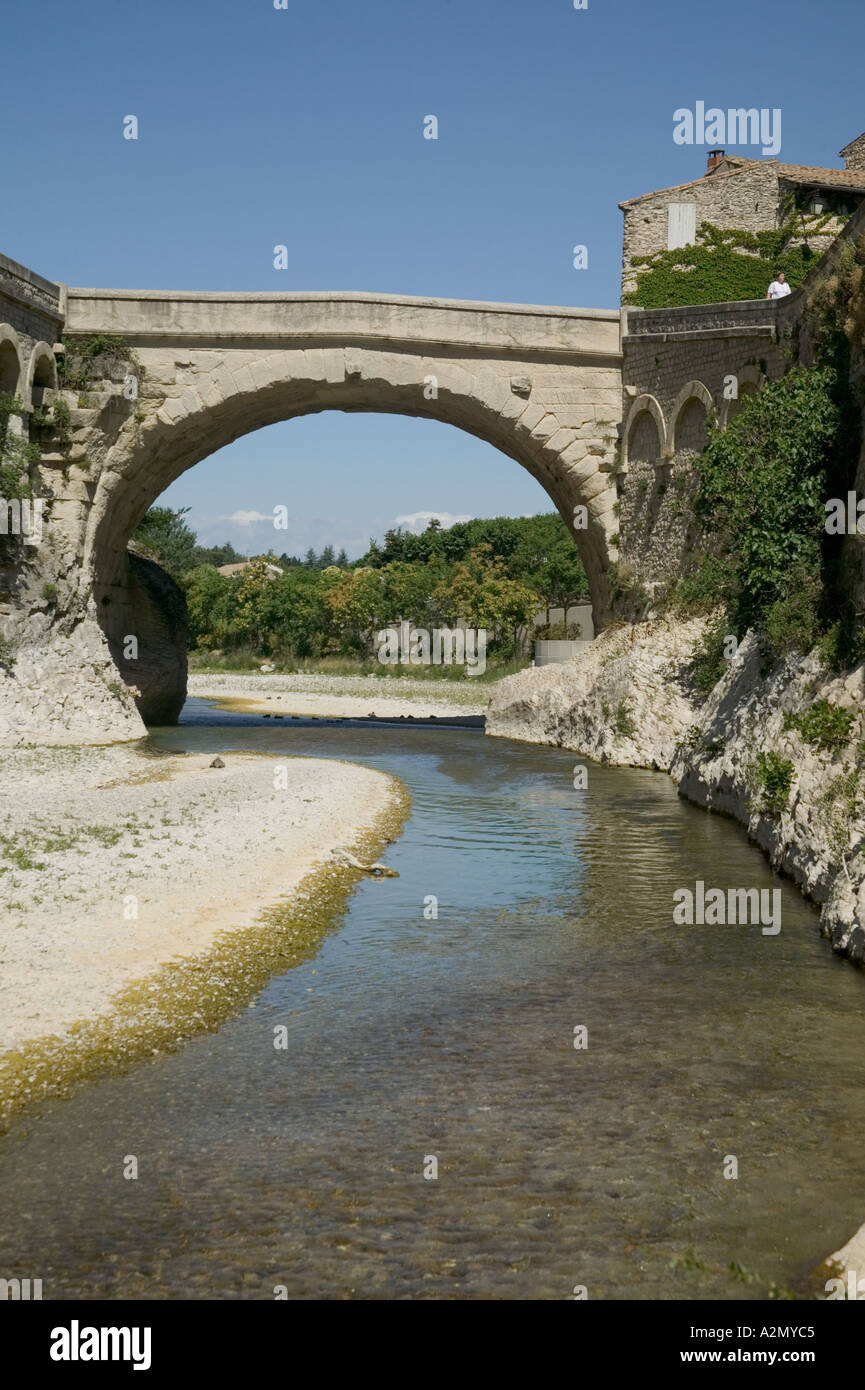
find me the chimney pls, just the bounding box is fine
[706,149,725,173]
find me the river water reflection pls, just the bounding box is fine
[1,701,863,1299]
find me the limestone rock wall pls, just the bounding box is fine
[0,623,145,747]
[486,613,705,769]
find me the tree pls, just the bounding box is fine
[132,505,197,578]
[182,565,237,648]
[194,541,246,568]
[433,545,542,653]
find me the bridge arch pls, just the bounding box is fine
[78,335,621,628]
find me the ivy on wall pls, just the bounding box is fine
[623,216,842,308]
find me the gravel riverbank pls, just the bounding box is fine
[0,742,406,1124]
[188,671,488,722]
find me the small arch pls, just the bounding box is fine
[671,380,715,454]
[622,393,667,470]
[0,324,25,399]
[26,341,58,412]
[720,364,765,426]
[675,383,717,453]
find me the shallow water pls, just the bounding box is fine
[1,700,863,1300]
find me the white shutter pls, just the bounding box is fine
[667,203,697,250]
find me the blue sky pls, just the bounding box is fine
[5,0,864,555]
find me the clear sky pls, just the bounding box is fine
[5,0,864,555]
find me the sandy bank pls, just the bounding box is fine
[0,744,407,1125]
[188,671,487,722]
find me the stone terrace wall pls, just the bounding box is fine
[616,196,865,605]
[616,299,787,598]
[0,253,63,353]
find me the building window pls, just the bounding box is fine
[667,203,696,250]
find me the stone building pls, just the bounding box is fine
[619,134,865,298]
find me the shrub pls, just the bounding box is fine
[784,698,856,752]
[614,701,637,736]
[761,569,823,660]
[695,367,841,639]
[689,617,731,693]
[754,751,796,815]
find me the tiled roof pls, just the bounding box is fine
[619,156,865,209]
[775,161,865,190]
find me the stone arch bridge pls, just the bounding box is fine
[1,259,632,740]
[64,286,625,621]
[3,237,817,743]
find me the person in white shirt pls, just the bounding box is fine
[766,271,792,300]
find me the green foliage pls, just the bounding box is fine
[607,558,648,609]
[534,619,583,640]
[613,701,636,736]
[361,513,589,607]
[142,507,585,666]
[671,555,736,615]
[41,582,58,605]
[815,620,865,673]
[0,633,17,667]
[624,219,824,308]
[60,334,136,391]
[753,751,796,815]
[804,232,865,373]
[761,570,824,659]
[693,366,842,651]
[784,698,856,752]
[52,399,71,435]
[813,746,865,877]
[194,540,247,568]
[131,505,198,579]
[184,560,332,659]
[688,616,731,692]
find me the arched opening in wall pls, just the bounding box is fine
[0,335,22,399]
[674,399,708,454]
[29,346,57,415]
[627,409,661,464]
[90,411,603,724]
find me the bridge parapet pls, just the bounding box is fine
[65,288,622,361]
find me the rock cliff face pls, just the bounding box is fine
[0,625,145,747]
[0,551,188,746]
[487,617,865,967]
[486,614,706,769]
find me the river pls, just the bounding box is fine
[1,699,864,1300]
